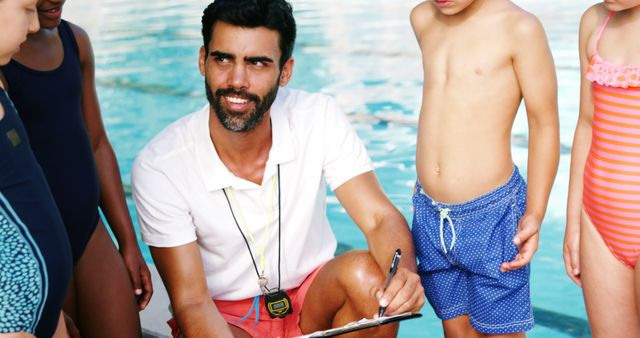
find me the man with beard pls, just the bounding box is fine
[131,0,424,337]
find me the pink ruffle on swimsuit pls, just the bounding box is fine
[584,11,640,268]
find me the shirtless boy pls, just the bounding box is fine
[410,0,559,337]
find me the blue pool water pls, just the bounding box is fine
[65,0,597,336]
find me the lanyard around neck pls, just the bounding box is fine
[222,164,282,292]
[224,176,276,273]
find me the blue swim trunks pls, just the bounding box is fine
[411,167,533,335]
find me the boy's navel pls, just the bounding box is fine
[434,166,440,175]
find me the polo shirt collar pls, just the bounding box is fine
[195,91,295,191]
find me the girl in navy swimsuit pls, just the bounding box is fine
[0,0,71,336]
[0,86,72,338]
[1,0,152,336]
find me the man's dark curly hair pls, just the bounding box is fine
[201,0,297,69]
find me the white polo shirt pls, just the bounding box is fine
[132,88,373,300]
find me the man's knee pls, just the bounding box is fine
[334,250,385,292]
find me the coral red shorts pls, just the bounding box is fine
[168,264,324,338]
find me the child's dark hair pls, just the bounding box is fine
[201,0,296,69]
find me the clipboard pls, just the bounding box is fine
[296,312,422,337]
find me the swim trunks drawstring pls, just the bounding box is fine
[435,205,456,254]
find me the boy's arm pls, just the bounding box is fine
[409,1,432,43]
[501,14,560,272]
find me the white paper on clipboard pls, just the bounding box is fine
[296,312,422,337]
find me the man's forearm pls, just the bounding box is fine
[174,301,233,338]
[365,212,417,274]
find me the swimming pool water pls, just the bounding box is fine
[65,0,597,336]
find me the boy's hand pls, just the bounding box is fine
[500,213,540,272]
[563,220,581,286]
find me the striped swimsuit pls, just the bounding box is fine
[583,11,640,268]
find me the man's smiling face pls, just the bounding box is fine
[200,21,292,132]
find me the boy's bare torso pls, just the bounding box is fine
[413,0,533,203]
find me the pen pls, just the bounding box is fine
[378,248,401,318]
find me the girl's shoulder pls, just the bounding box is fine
[583,4,640,88]
[579,3,609,59]
[64,21,93,66]
[65,21,91,49]
[581,3,609,35]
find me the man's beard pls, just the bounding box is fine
[206,78,280,132]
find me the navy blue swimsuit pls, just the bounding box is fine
[0,88,72,337]
[1,20,101,263]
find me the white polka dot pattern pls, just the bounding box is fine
[411,167,534,335]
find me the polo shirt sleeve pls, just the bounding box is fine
[322,97,373,191]
[131,156,197,248]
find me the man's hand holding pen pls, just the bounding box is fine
[375,249,425,317]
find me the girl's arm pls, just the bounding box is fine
[70,22,153,309]
[564,5,601,286]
